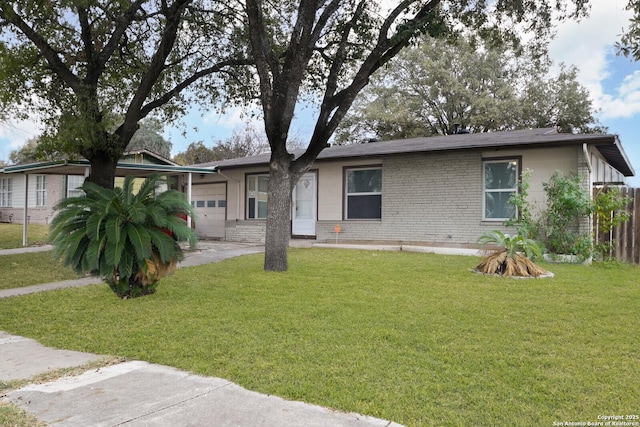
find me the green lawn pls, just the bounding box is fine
[0,249,638,426]
[0,252,80,290]
[0,223,51,249]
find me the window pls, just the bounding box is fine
[0,178,12,207]
[67,175,85,198]
[483,159,518,220]
[345,167,382,219]
[36,175,47,207]
[247,174,269,219]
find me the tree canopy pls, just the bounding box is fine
[618,0,640,59]
[335,35,602,144]
[0,0,248,188]
[126,118,173,159]
[9,118,172,163]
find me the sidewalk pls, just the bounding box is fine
[0,241,265,299]
[0,242,403,427]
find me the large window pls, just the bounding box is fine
[67,175,85,198]
[345,167,382,220]
[36,175,47,207]
[246,174,269,219]
[0,178,11,207]
[483,159,518,220]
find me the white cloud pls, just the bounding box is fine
[203,106,262,129]
[0,118,42,161]
[598,71,640,118]
[548,0,638,119]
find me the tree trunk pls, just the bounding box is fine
[86,155,118,190]
[263,154,295,271]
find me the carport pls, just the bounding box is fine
[1,159,217,246]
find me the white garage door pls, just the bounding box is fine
[191,183,226,239]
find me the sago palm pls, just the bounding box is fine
[475,230,549,277]
[50,174,196,298]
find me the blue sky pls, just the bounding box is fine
[2,0,640,185]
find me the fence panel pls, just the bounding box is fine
[594,187,640,264]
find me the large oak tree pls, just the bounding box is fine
[243,0,589,270]
[0,0,249,189]
[335,35,603,143]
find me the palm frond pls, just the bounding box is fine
[124,222,152,261]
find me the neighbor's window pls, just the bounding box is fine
[36,175,47,207]
[67,175,85,198]
[483,159,518,220]
[345,167,382,220]
[247,174,269,219]
[0,178,12,207]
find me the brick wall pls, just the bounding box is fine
[224,220,267,243]
[0,175,63,225]
[316,151,513,245]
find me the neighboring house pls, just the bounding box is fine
[0,150,185,225]
[181,128,634,247]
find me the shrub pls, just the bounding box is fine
[592,186,632,261]
[49,174,196,299]
[538,171,592,260]
[475,230,548,277]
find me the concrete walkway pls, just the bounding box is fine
[0,241,265,299]
[0,242,402,427]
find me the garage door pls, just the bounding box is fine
[191,183,226,239]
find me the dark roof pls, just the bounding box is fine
[202,128,635,176]
[1,159,217,176]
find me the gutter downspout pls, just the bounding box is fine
[582,143,592,173]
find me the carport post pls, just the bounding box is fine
[187,172,192,228]
[22,173,29,246]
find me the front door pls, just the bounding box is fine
[292,172,317,237]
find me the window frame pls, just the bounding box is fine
[343,165,383,220]
[67,175,85,198]
[246,173,269,220]
[35,175,47,207]
[0,177,12,207]
[482,157,520,221]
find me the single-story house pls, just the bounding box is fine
[0,149,186,225]
[0,149,216,245]
[181,128,634,248]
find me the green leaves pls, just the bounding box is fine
[336,33,601,143]
[478,230,543,260]
[50,173,196,298]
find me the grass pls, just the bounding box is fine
[0,252,80,290]
[0,249,638,426]
[0,401,46,427]
[0,223,79,290]
[0,223,51,249]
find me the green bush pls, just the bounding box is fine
[538,171,593,260]
[592,186,632,261]
[506,169,537,239]
[49,174,196,299]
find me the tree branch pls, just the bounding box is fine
[137,57,253,118]
[0,1,80,92]
[120,0,192,142]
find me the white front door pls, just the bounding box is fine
[292,172,317,237]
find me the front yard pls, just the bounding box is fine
[0,248,638,426]
[0,223,50,249]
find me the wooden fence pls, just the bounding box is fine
[593,187,640,264]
